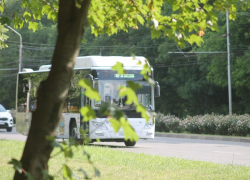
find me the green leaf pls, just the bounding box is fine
[64,148,73,158]
[23,12,31,22]
[42,5,52,14]
[137,15,145,25]
[94,167,101,177]
[112,62,125,74]
[62,164,73,179]
[203,4,213,12]
[140,64,155,85]
[83,150,93,164]
[9,159,22,174]
[147,77,155,86]
[26,172,35,180]
[13,16,24,29]
[109,117,139,141]
[78,168,89,179]
[42,170,54,180]
[51,141,63,150]
[120,118,139,141]
[99,102,110,115]
[151,29,161,38]
[47,11,57,21]
[109,118,121,132]
[84,88,101,101]
[45,135,55,142]
[136,104,150,122]
[172,3,180,11]
[78,79,101,101]
[80,105,96,121]
[109,106,125,120]
[28,21,38,32]
[0,16,11,25]
[186,34,204,46]
[127,81,141,92]
[119,86,138,104]
[0,4,4,13]
[78,79,92,88]
[229,5,237,20]
[47,135,63,150]
[200,0,208,3]
[141,64,151,77]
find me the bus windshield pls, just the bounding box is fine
[92,70,152,110]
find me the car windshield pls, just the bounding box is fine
[0,104,6,112]
[93,80,152,110]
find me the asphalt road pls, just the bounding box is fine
[1,127,250,166]
[0,127,27,141]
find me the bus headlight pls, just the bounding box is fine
[92,121,107,130]
[144,122,153,129]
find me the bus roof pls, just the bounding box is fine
[38,65,51,71]
[23,56,149,72]
[74,56,148,68]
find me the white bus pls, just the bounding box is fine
[16,56,160,146]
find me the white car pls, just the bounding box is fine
[0,104,13,132]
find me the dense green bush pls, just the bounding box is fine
[155,113,250,137]
[155,113,184,133]
[155,113,168,132]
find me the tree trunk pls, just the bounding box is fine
[14,0,91,179]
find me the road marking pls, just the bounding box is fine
[213,151,244,155]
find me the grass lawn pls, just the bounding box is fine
[1,140,250,180]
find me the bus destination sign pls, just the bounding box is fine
[115,74,135,78]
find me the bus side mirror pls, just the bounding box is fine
[155,81,160,97]
[85,74,93,81]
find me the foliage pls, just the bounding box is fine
[2,0,246,46]
[0,24,9,48]
[156,113,250,137]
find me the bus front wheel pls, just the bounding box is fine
[124,140,136,147]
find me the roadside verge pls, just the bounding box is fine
[155,132,250,143]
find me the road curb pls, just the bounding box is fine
[155,132,250,143]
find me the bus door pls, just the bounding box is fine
[81,87,90,133]
[16,76,32,136]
